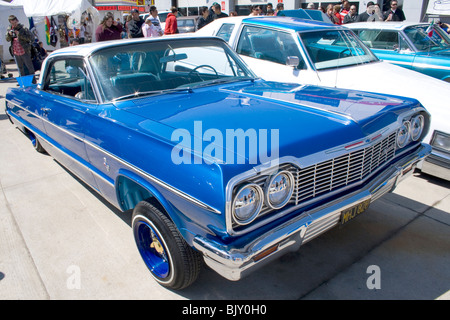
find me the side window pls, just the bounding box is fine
[44,58,95,101]
[357,30,399,50]
[374,31,398,50]
[216,23,235,42]
[398,33,413,52]
[236,26,305,68]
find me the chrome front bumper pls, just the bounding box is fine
[193,144,431,281]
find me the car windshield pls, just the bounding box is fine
[299,30,378,70]
[89,38,254,102]
[404,25,450,52]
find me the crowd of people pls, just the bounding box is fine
[93,6,177,41]
[317,0,406,25]
[53,1,414,46]
[93,2,232,41]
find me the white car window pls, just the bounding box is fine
[300,29,378,70]
[216,23,235,42]
[236,26,305,68]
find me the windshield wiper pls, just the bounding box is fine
[113,87,193,102]
[190,77,256,89]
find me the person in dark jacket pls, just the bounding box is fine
[95,14,123,41]
[212,2,228,19]
[356,1,375,22]
[5,15,35,76]
[383,0,406,21]
[197,6,212,30]
[127,8,144,38]
[164,7,178,35]
[343,5,359,24]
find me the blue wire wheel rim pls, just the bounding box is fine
[133,217,173,281]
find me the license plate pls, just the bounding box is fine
[340,199,371,225]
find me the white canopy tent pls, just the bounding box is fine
[8,0,100,52]
[12,0,95,18]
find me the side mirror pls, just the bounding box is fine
[286,56,300,68]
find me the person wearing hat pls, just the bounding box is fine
[127,8,144,38]
[5,15,35,76]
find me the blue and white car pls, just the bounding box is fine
[197,16,450,180]
[5,36,430,289]
[348,22,450,82]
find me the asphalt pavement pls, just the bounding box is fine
[0,62,449,301]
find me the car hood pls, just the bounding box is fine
[119,81,416,166]
[317,61,450,143]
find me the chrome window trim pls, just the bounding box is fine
[38,55,101,104]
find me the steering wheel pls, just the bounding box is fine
[339,48,352,58]
[188,65,218,81]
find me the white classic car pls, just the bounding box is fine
[196,16,450,180]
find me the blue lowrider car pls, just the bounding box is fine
[348,22,450,82]
[5,36,431,289]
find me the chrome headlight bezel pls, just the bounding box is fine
[397,120,411,148]
[264,170,295,210]
[410,114,425,142]
[231,183,264,226]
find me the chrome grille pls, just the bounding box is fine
[296,132,397,204]
[233,132,397,229]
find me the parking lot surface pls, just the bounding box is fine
[0,63,449,300]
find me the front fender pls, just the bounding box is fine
[115,169,226,246]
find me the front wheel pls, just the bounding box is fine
[132,200,202,290]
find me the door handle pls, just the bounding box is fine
[41,107,51,114]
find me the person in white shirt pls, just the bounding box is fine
[148,6,164,37]
[142,18,155,37]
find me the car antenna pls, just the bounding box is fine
[335,51,340,88]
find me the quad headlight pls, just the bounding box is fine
[231,170,295,225]
[232,184,264,225]
[397,121,411,148]
[397,114,426,148]
[410,114,425,141]
[265,171,295,210]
